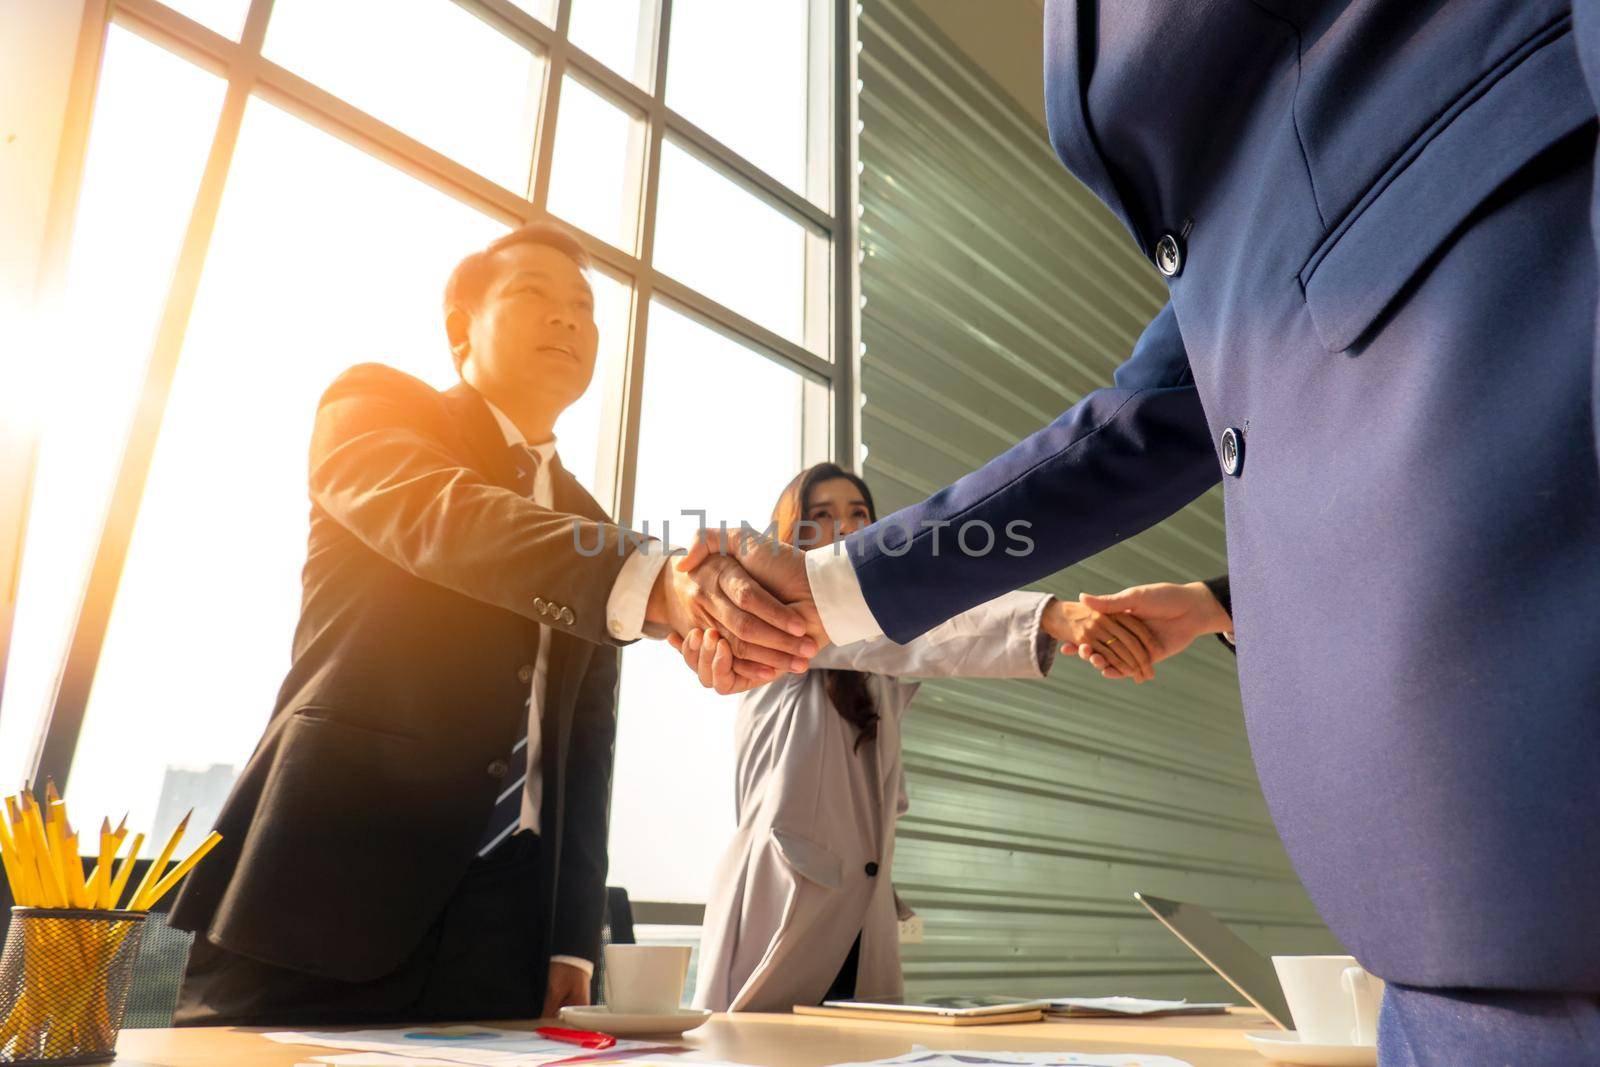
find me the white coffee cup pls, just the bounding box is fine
[1272,954,1384,1046]
[603,944,691,1014]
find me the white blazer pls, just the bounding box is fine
[694,591,1055,1012]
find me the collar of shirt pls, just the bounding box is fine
[478,391,558,468]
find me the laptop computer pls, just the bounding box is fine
[1133,891,1294,1029]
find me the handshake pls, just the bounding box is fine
[644,528,825,695]
[643,525,1233,693]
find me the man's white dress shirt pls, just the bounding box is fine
[805,545,885,645]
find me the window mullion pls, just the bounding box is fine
[32,0,272,794]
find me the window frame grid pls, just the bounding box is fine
[4,0,857,804]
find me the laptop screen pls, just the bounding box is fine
[1134,892,1294,1029]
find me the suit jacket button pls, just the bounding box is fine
[1220,426,1244,477]
[864,861,879,877]
[487,759,510,779]
[560,607,576,625]
[533,597,548,615]
[516,664,533,683]
[1155,231,1184,277]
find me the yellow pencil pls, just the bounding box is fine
[5,795,23,845]
[0,809,22,905]
[135,831,222,911]
[90,818,114,910]
[5,796,40,906]
[22,793,66,908]
[45,785,83,904]
[43,782,68,872]
[106,832,144,911]
[127,810,189,913]
[59,830,92,909]
[46,812,78,908]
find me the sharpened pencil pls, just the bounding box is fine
[136,831,222,911]
[107,832,144,911]
[126,810,189,913]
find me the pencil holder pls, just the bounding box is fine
[0,908,149,1065]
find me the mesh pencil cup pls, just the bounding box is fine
[0,908,149,1065]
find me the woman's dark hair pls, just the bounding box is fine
[771,463,879,750]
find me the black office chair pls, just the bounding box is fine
[589,886,635,1005]
[121,872,195,1029]
[96,858,196,1029]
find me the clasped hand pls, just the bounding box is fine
[648,528,829,694]
[1057,581,1233,682]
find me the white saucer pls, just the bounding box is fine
[1245,1030,1376,1066]
[558,1004,712,1037]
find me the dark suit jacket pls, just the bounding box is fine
[170,362,638,982]
[841,2,1600,992]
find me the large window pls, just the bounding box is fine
[2,0,852,918]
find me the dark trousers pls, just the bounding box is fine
[822,932,862,1003]
[174,831,549,1027]
[1378,983,1600,1066]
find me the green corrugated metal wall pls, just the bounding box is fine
[858,0,1344,1001]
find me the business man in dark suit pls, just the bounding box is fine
[168,222,816,1026]
[686,3,1600,1061]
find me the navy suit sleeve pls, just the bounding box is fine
[1571,0,1600,478]
[844,303,1220,643]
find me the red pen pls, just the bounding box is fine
[538,1026,618,1051]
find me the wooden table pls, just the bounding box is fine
[113,1010,1272,1066]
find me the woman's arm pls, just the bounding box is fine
[671,592,1158,684]
[810,590,1054,679]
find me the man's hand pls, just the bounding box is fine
[650,556,811,679]
[666,528,830,692]
[644,536,819,685]
[1074,581,1232,680]
[541,960,591,1019]
[1039,597,1158,683]
[667,627,766,695]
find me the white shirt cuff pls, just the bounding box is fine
[549,954,595,977]
[607,538,673,641]
[806,544,883,645]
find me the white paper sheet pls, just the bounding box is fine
[1043,997,1231,1017]
[307,1056,467,1066]
[304,1057,735,1067]
[263,1026,683,1067]
[825,1048,1195,1067]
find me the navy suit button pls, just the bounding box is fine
[487,759,510,779]
[1220,426,1244,477]
[1155,231,1184,277]
[865,861,879,877]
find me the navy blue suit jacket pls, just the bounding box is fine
[844,1,1600,992]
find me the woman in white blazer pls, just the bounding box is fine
[679,463,1157,1013]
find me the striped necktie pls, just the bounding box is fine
[478,444,543,855]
